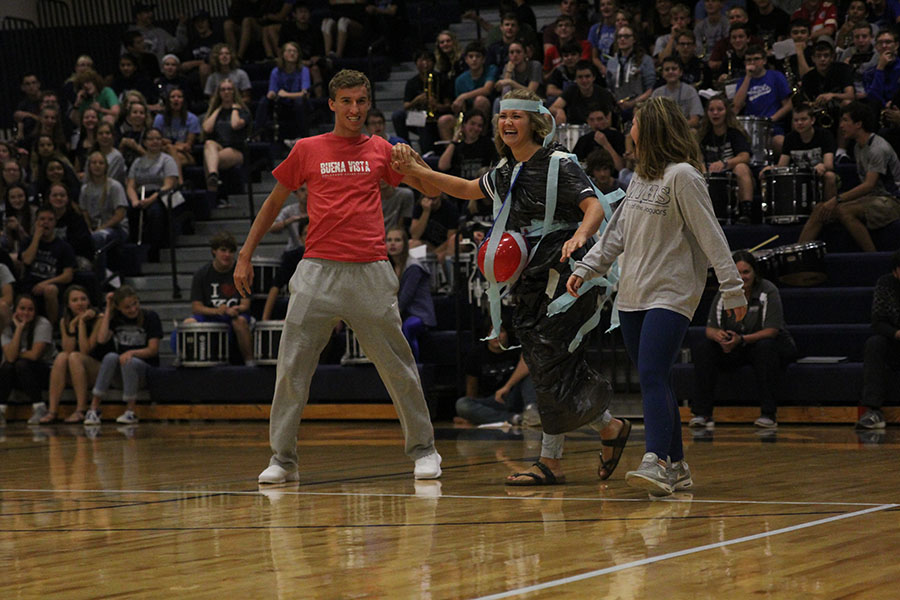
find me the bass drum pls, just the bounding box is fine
[705,171,738,223]
[736,116,773,166]
[773,241,827,286]
[761,167,819,224]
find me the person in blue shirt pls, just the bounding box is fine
[386,226,436,360]
[733,44,792,155]
[452,42,497,117]
[863,29,900,108]
[255,41,311,142]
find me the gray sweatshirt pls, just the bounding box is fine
[572,162,745,319]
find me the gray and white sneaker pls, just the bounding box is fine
[856,409,886,430]
[116,410,139,425]
[669,460,693,491]
[688,415,714,428]
[522,403,541,427]
[754,416,778,429]
[83,410,102,426]
[626,452,674,497]
[27,403,48,425]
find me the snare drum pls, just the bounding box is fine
[773,241,827,286]
[761,167,819,224]
[752,248,778,282]
[737,116,773,166]
[341,327,372,365]
[705,171,738,223]
[253,320,283,365]
[422,254,443,293]
[176,322,230,367]
[251,256,281,297]
[555,124,591,152]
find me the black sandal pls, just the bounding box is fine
[505,461,567,486]
[598,418,632,480]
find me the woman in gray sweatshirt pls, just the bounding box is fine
[568,96,747,497]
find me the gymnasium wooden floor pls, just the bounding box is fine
[2,421,898,599]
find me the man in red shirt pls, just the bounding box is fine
[235,70,443,484]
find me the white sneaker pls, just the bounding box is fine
[116,410,139,424]
[414,451,442,479]
[28,403,48,425]
[258,464,300,484]
[83,410,102,425]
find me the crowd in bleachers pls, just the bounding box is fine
[2,0,900,428]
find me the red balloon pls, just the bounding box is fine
[477,232,529,283]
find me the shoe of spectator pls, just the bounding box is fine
[625,452,673,497]
[83,410,102,425]
[688,415,713,428]
[116,410,139,425]
[258,464,300,484]
[27,402,48,425]
[414,451,442,479]
[855,409,886,429]
[522,403,541,427]
[753,416,778,429]
[669,460,693,491]
[207,172,221,187]
[508,413,523,426]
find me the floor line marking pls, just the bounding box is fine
[0,488,892,508]
[469,503,898,600]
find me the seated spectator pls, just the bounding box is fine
[202,79,251,199]
[494,40,544,109]
[84,286,161,426]
[438,109,497,179]
[455,320,537,427]
[182,9,223,96]
[70,107,100,176]
[392,50,454,154]
[24,106,68,156]
[155,54,190,109]
[543,15,591,75]
[41,285,103,424]
[81,151,130,280]
[800,37,855,131]
[690,250,797,429]
[435,30,466,84]
[204,43,253,104]
[485,12,524,68]
[61,56,95,111]
[1,160,26,206]
[224,0,263,61]
[733,44,793,154]
[708,23,753,83]
[452,42,496,117]
[95,122,127,185]
[35,156,81,206]
[255,42,312,143]
[386,226,436,360]
[321,0,367,59]
[366,108,407,145]
[572,106,625,167]
[259,1,295,60]
[121,30,162,82]
[653,3,693,62]
[777,18,814,81]
[863,29,900,109]
[279,3,329,98]
[409,193,459,263]
[698,94,755,218]
[128,2,187,65]
[261,225,307,322]
[2,183,34,261]
[835,0,874,50]
[70,69,120,126]
[798,102,900,252]
[267,184,308,252]
[153,88,200,177]
[126,129,178,260]
[585,148,625,195]
[109,53,158,106]
[791,0,838,41]
[180,232,253,365]
[545,41,583,99]
[46,183,92,267]
[588,0,618,77]
[542,0,590,52]
[550,60,616,127]
[0,294,56,425]
[842,23,878,99]
[606,25,655,120]
[752,0,791,46]
[856,249,900,429]
[762,102,837,200]
[13,73,42,144]
[868,0,900,31]
[650,56,704,128]
[118,99,151,169]
[693,0,729,59]
[18,206,76,326]
[644,0,675,43]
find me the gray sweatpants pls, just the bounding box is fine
[268,258,436,470]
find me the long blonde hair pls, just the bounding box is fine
[633,96,704,180]
[492,89,553,157]
[696,94,749,144]
[205,78,247,120]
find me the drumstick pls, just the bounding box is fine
[748,235,779,253]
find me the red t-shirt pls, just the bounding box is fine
[272,133,404,262]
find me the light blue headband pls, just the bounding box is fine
[499,99,557,147]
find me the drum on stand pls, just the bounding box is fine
[176,322,230,367]
[555,124,591,152]
[251,256,281,298]
[453,250,477,292]
[341,326,372,365]
[422,254,444,293]
[705,171,738,223]
[761,167,819,224]
[752,248,779,282]
[773,241,827,286]
[253,320,284,365]
[736,116,773,166]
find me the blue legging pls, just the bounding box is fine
[401,316,427,361]
[618,309,690,462]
